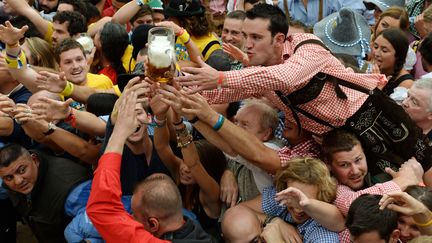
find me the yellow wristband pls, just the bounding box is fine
[5,51,27,69]
[178,30,191,44]
[415,217,432,227]
[60,81,74,97]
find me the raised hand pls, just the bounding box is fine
[275,187,311,209]
[219,170,239,208]
[114,90,140,140]
[158,83,188,116]
[36,71,67,93]
[379,191,429,216]
[155,21,183,35]
[386,159,421,190]
[31,97,73,121]
[149,94,170,118]
[180,92,218,123]
[0,21,28,46]
[0,94,16,115]
[12,103,34,124]
[222,43,249,66]
[174,57,220,93]
[266,218,303,243]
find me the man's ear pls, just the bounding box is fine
[263,128,273,141]
[274,33,286,45]
[389,229,400,243]
[148,217,160,233]
[30,153,40,168]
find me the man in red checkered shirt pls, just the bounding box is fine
[175,4,432,186]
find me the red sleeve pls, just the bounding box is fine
[334,181,401,216]
[87,153,170,243]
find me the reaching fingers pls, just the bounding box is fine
[123,76,142,92]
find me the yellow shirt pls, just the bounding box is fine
[44,21,54,44]
[121,45,136,73]
[175,33,222,61]
[86,73,113,90]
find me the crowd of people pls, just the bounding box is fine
[0,0,432,242]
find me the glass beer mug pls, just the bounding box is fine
[147,27,176,83]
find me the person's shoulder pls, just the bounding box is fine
[302,218,339,242]
[86,73,114,89]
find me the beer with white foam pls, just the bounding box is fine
[147,27,176,83]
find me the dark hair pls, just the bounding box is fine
[130,4,153,24]
[346,194,398,242]
[9,16,42,39]
[100,22,129,78]
[405,185,432,211]
[195,140,227,183]
[54,38,85,63]
[246,3,288,37]
[321,128,362,163]
[86,93,118,117]
[226,10,246,21]
[59,0,88,18]
[0,144,29,168]
[179,13,214,37]
[375,28,408,77]
[419,33,432,66]
[226,102,241,120]
[84,2,101,24]
[53,11,87,35]
[181,140,227,209]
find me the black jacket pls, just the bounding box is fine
[5,150,91,243]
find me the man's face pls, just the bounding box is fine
[152,12,165,23]
[330,144,368,190]
[59,48,88,85]
[285,180,318,224]
[127,103,151,143]
[132,15,154,29]
[222,18,245,49]
[242,18,281,66]
[398,215,421,243]
[235,106,269,142]
[52,21,71,47]
[39,0,59,13]
[402,86,432,127]
[0,154,39,195]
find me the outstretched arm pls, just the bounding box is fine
[180,92,281,173]
[87,90,167,242]
[111,0,143,25]
[5,0,52,41]
[31,97,107,137]
[380,191,432,235]
[276,187,346,232]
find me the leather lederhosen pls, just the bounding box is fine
[276,39,432,183]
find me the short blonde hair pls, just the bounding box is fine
[275,157,337,203]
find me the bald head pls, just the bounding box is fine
[133,173,183,220]
[28,90,62,107]
[222,205,262,243]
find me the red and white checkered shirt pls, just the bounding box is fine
[202,33,387,135]
[277,139,321,167]
[334,181,401,217]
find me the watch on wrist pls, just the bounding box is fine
[43,122,57,135]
